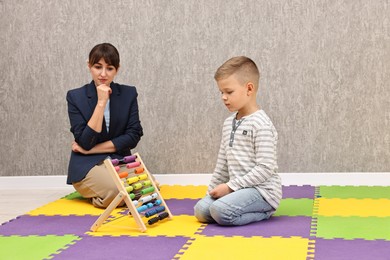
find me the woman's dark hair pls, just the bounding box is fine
[88,43,120,70]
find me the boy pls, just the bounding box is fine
[194,56,282,226]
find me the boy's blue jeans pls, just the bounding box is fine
[194,187,273,226]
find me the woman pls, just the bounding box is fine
[66,43,143,208]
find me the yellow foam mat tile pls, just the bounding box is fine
[159,185,207,199]
[176,235,310,260]
[88,215,203,237]
[317,198,390,217]
[27,198,111,216]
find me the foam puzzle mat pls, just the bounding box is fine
[1,185,390,259]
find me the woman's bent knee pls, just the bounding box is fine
[91,186,120,208]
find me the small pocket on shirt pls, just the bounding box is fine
[234,128,254,145]
[241,129,253,137]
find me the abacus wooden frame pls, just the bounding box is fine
[90,153,173,232]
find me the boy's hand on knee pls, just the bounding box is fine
[209,184,233,199]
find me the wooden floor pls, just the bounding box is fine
[0,187,74,224]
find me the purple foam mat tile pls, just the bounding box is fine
[116,199,197,216]
[314,238,390,260]
[0,215,98,236]
[201,216,312,238]
[52,235,189,260]
[282,185,316,199]
[164,199,198,215]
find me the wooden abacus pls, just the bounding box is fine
[90,153,173,232]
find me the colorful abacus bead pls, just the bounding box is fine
[127,177,139,185]
[142,180,152,186]
[126,161,141,169]
[111,155,137,166]
[141,186,155,195]
[133,183,143,190]
[138,174,148,180]
[145,206,165,218]
[138,202,154,213]
[138,193,158,204]
[148,212,169,225]
[134,168,144,174]
[118,172,128,179]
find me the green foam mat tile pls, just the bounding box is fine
[0,235,80,260]
[316,216,390,240]
[273,198,313,217]
[319,186,390,199]
[63,191,85,200]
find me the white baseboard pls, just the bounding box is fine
[1,172,390,190]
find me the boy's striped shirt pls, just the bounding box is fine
[209,109,282,211]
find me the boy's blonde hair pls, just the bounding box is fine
[214,56,260,88]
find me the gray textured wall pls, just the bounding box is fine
[0,1,389,177]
